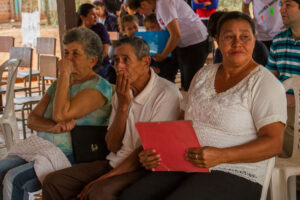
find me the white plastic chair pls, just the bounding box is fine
[0,59,21,150]
[261,157,275,200]
[270,76,300,200]
[14,55,57,138]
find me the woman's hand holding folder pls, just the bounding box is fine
[139,149,161,170]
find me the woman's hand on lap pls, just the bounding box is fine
[186,147,226,168]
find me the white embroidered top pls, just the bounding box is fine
[181,64,287,185]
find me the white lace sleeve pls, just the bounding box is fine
[250,67,287,130]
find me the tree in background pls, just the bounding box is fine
[218,0,241,10]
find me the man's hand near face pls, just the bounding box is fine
[116,71,131,112]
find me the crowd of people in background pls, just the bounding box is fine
[0,0,299,199]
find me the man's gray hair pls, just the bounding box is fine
[112,37,150,60]
[63,27,103,72]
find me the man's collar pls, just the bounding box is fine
[131,68,157,105]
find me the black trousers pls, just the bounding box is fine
[120,170,262,200]
[177,39,209,91]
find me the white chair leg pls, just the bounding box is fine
[270,169,287,200]
[288,176,297,200]
[0,124,14,150]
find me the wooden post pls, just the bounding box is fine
[9,0,15,20]
[56,0,77,57]
[44,0,51,25]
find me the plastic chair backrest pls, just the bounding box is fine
[0,59,20,118]
[36,37,56,55]
[9,47,33,68]
[260,157,275,200]
[282,76,300,158]
[39,55,57,78]
[0,36,14,52]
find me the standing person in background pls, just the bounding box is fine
[143,13,179,83]
[242,0,283,50]
[78,3,116,84]
[191,0,219,26]
[128,0,209,91]
[93,0,119,32]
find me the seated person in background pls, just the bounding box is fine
[143,13,179,83]
[0,27,113,200]
[208,11,269,66]
[42,37,182,200]
[119,0,144,26]
[78,3,116,84]
[143,13,161,31]
[119,14,139,38]
[121,11,286,200]
[93,0,119,32]
[101,0,122,16]
[265,0,300,158]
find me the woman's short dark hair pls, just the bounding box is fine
[112,37,150,60]
[207,11,226,38]
[216,11,256,37]
[77,3,95,26]
[63,27,103,72]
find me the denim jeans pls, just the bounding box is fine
[0,155,27,200]
[0,152,74,200]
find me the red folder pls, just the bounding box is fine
[136,121,209,172]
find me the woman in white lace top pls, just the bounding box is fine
[120,11,287,200]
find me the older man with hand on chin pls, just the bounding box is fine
[42,37,182,200]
